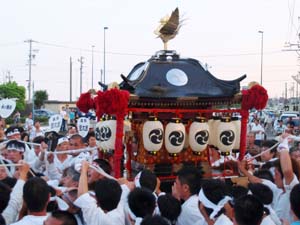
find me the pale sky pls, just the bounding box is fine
[0,0,300,101]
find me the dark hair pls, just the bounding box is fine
[5,140,25,151]
[202,179,228,204]
[248,183,273,205]
[253,169,274,183]
[50,210,78,225]
[0,182,11,213]
[23,177,49,212]
[234,195,264,225]
[21,132,29,141]
[69,134,84,143]
[128,188,156,218]
[201,179,228,218]
[93,159,112,175]
[0,176,17,188]
[141,215,170,225]
[261,140,278,154]
[86,131,96,142]
[157,194,181,224]
[34,120,40,125]
[0,214,5,225]
[95,179,122,212]
[176,167,202,195]
[47,186,58,212]
[290,183,300,220]
[33,135,45,144]
[261,159,283,178]
[139,169,157,192]
[63,166,80,182]
[229,185,248,200]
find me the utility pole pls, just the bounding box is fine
[70,57,73,102]
[103,27,108,85]
[258,31,264,86]
[32,81,35,121]
[24,39,38,102]
[78,56,84,94]
[5,70,13,83]
[91,45,95,89]
[285,82,288,102]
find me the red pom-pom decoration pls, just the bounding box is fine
[241,84,268,110]
[76,92,95,113]
[103,88,130,117]
[94,91,105,119]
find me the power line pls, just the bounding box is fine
[34,40,285,58]
[0,42,22,47]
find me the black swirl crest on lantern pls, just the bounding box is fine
[100,126,112,141]
[195,130,209,145]
[220,130,235,146]
[95,127,101,141]
[149,129,163,144]
[169,131,184,146]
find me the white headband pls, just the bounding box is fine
[7,144,24,152]
[134,171,142,188]
[198,189,232,219]
[6,129,20,137]
[57,137,69,145]
[50,196,69,211]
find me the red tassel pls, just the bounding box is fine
[76,92,94,113]
[113,117,124,178]
[94,91,105,119]
[252,85,268,110]
[242,85,268,110]
[103,88,130,116]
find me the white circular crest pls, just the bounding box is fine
[166,68,188,86]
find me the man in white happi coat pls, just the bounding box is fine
[74,161,127,225]
[172,167,207,225]
[10,177,50,225]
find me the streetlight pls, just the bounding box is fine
[103,26,108,85]
[258,30,264,86]
[91,45,95,89]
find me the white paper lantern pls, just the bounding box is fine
[216,117,236,156]
[165,118,185,156]
[95,117,116,150]
[95,120,104,149]
[143,117,164,154]
[231,116,241,153]
[189,117,210,154]
[208,116,220,148]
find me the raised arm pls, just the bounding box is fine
[78,160,89,197]
[237,160,262,184]
[277,138,294,185]
[2,161,30,224]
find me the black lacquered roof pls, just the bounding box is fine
[119,50,246,99]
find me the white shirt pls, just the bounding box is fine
[214,214,233,225]
[251,123,265,140]
[74,193,125,225]
[261,215,276,225]
[44,152,73,180]
[24,118,33,131]
[176,195,207,225]
[10,215,47,225]
[2,180,25,225]
[262,175,299,223]
[29,127,44,141]
[53,154,73,173]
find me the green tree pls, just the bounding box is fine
[34,90,49,109]
[0,81,26,111]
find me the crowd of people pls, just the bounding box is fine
[0,115,300,225]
